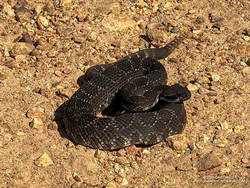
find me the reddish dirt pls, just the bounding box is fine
[0,0,249,187]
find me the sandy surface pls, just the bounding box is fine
[0,0,250,187]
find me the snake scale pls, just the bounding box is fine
[61,32,191,150]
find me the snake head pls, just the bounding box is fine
[160,84,191,103]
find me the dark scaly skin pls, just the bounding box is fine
[62,32,191,150]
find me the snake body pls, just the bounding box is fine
[62,33,191,150]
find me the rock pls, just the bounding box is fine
[187,83,199,91]
[14,54,27,62]
[87,32,98,42]
[114,164,126,177]
[34,153,54,167]
[10,42,34,56]
[242,67,250,76]
[15,7,32,22]
[219,121,229,130]
[30,118,44,129]
[54,70,63,77]
[26,107,45,118]
[16,131,25,136]
[72,172,82,182]
[94,150,107,161]
[102,15,136,31]
[240,61,247,67]
[114,176,123,184]
[197,152,222,171]
[124,145,140,155]
[37,16,49,29]
[146,23,169,43]
[61,0,72,7]
[142,149,151,155]
[210,73,220,81]
[3,3,15,17]
[220,167,230,174]
[18,32,33,44]
[130,161,139,169]
[0,73,7,80]
[120,178,128,186]
[56,88,71,98]
[233,125,245,133]
[192,29,201,34]
[243,36,250,41]
[167,134,188,151]
[34,4,44,15]
[106,182,116,188]
[66,142,75,148]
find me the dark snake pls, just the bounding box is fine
[61,32,191,150]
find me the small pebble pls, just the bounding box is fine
[114,176,123,184]
[61,0,73,7]
[241,157,249,164]
[37,16,49,28]
[187,83,199,91]
[192,30,201,34]
[242,67,250,76]
[243,36,250,41]
[30,118,44,129]
[26,107,45,118]
[233,125,245,133]
[66,142,75,148]
[167,134,188,151]
[130,161,139,169]
[34,153,54,167]
[72,172,82,182]
[106,182,116,188]
[16,131,25,136]
[94,150,107,161]
[54,70,63,77]
[220,167,230,174]
[210,73,220,82]
[15,7,32,22]
[56,88,71,98]
[220,121,229,130]
[120,178,128,186]
[87,32,98,42]
[3,3,15,17]
[142,149,150,155]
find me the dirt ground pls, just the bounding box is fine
[0,0,250,187]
